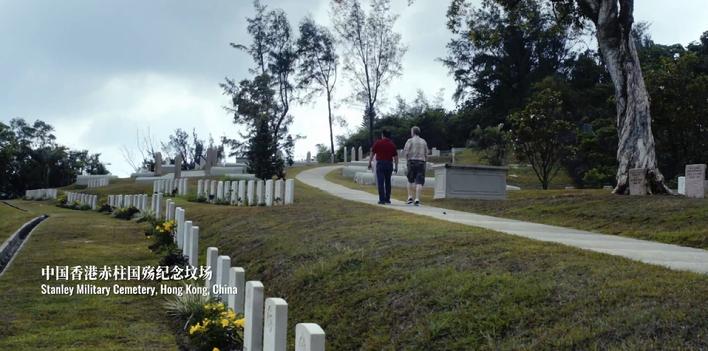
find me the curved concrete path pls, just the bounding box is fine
[297,166,708,275]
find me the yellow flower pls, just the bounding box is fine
[212,348,220,351]
[189,323,201,335]
[234,318,245,329]
[220,318,229,327]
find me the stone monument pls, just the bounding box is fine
[628,168,647,196]
[154,152,163,176]
[685,164,706,199]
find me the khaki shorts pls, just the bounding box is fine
[406,160,426,185]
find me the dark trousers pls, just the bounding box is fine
[376,160,393,203]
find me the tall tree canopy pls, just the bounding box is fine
[297,16,339,163]
[443,0,576,126]
[0,118,107,198]
[222,0,299,178]
[331,0,406,148]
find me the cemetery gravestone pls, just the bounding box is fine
[205,247,219,294]
[188,226,199,267]
[685,164,706,199]
[174,155,182,178]
[295,323,326,351]
[227,267,246,314]
[263,298,288,351]
[628,168,647,196]
[244,281,264,351]
[154,152,163,176]
[216,256,231,301]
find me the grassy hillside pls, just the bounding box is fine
[0,201,178,350]
[327,170,708,249]
[0,201,37,243]
[61,168,708,350]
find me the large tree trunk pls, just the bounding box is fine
[585,0,669,194]
[327,90,336,163]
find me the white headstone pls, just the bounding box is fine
[685,164,706,199]
[274,179,284,205]
[216,255,231,301]
[197,179,204,197]
[295,323,326,351]
[227,267,246,314]
[182,220,193,256]
[244,281,264,351]
[217,181,225,201]
[247,180,256,206]
[189,226,199,267]
[263,298,288,351]
[343,146,348,163]
[175,208,185,247]
[205,247,219,293]
[284,179,295,205]
[256,180,265,206]
[265,179,274,207]
[230,181,238,204]
[210,180,217,199]
[350,147,356,163]
[238,180,246,206]
[358,146,363,161]
[678,176,686,195]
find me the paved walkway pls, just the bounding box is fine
[297,166,708,275]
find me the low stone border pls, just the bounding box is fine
[0,215,49,277]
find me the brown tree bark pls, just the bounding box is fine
[580,0,669,194]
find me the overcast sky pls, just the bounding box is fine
[1,0,706,177]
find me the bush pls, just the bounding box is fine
[136,210,156,224]
[147,220,176,253]
[159,245,189,268]
[113,206,140,220]
[186,302,244,351]
[467,124,510,166]
[98,203,112,213]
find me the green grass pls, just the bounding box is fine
[327,169,708,249]
[143,167,706,350]
[0,201,178,350]
[0,201,37,244]
[7,170,707,349]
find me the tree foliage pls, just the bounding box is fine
[509,89,575,189]
[331,0,406,147]
[0,118,107,198]
[297,16,339,162]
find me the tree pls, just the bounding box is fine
[443,0,576,126]
[509,89,575,189]
[331,0,406,148]
[160,128,206,170]
[551,0,668,194]
[0,118,107,198]
[297,17,339,163]
[224,0,299,178]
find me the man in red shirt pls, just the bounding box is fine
[368,129,398,204]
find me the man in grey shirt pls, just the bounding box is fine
[402,126,428,206]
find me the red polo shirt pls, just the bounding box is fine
[371,138,398,161]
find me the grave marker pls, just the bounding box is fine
[263,298,288,351]
[244,281,264,351]
[628,168,647,196]
[205,247,219,294]
[228,267,246,314]
[216,255,231,301]
[295,323,325,351]
[685,164,706,199]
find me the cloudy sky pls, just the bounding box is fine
[1,0,706,176]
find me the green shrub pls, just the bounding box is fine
[113,206,140,220]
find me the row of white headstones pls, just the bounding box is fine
[152,177,189,196]
[64,191,98,210]
[24,188,58,200]
[162,198,325,351]
[86,178,109,188]
[196,178,295,206]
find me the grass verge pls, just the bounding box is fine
[0,200,178,350]
[327,168,708,249]
[0,201,37,244]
